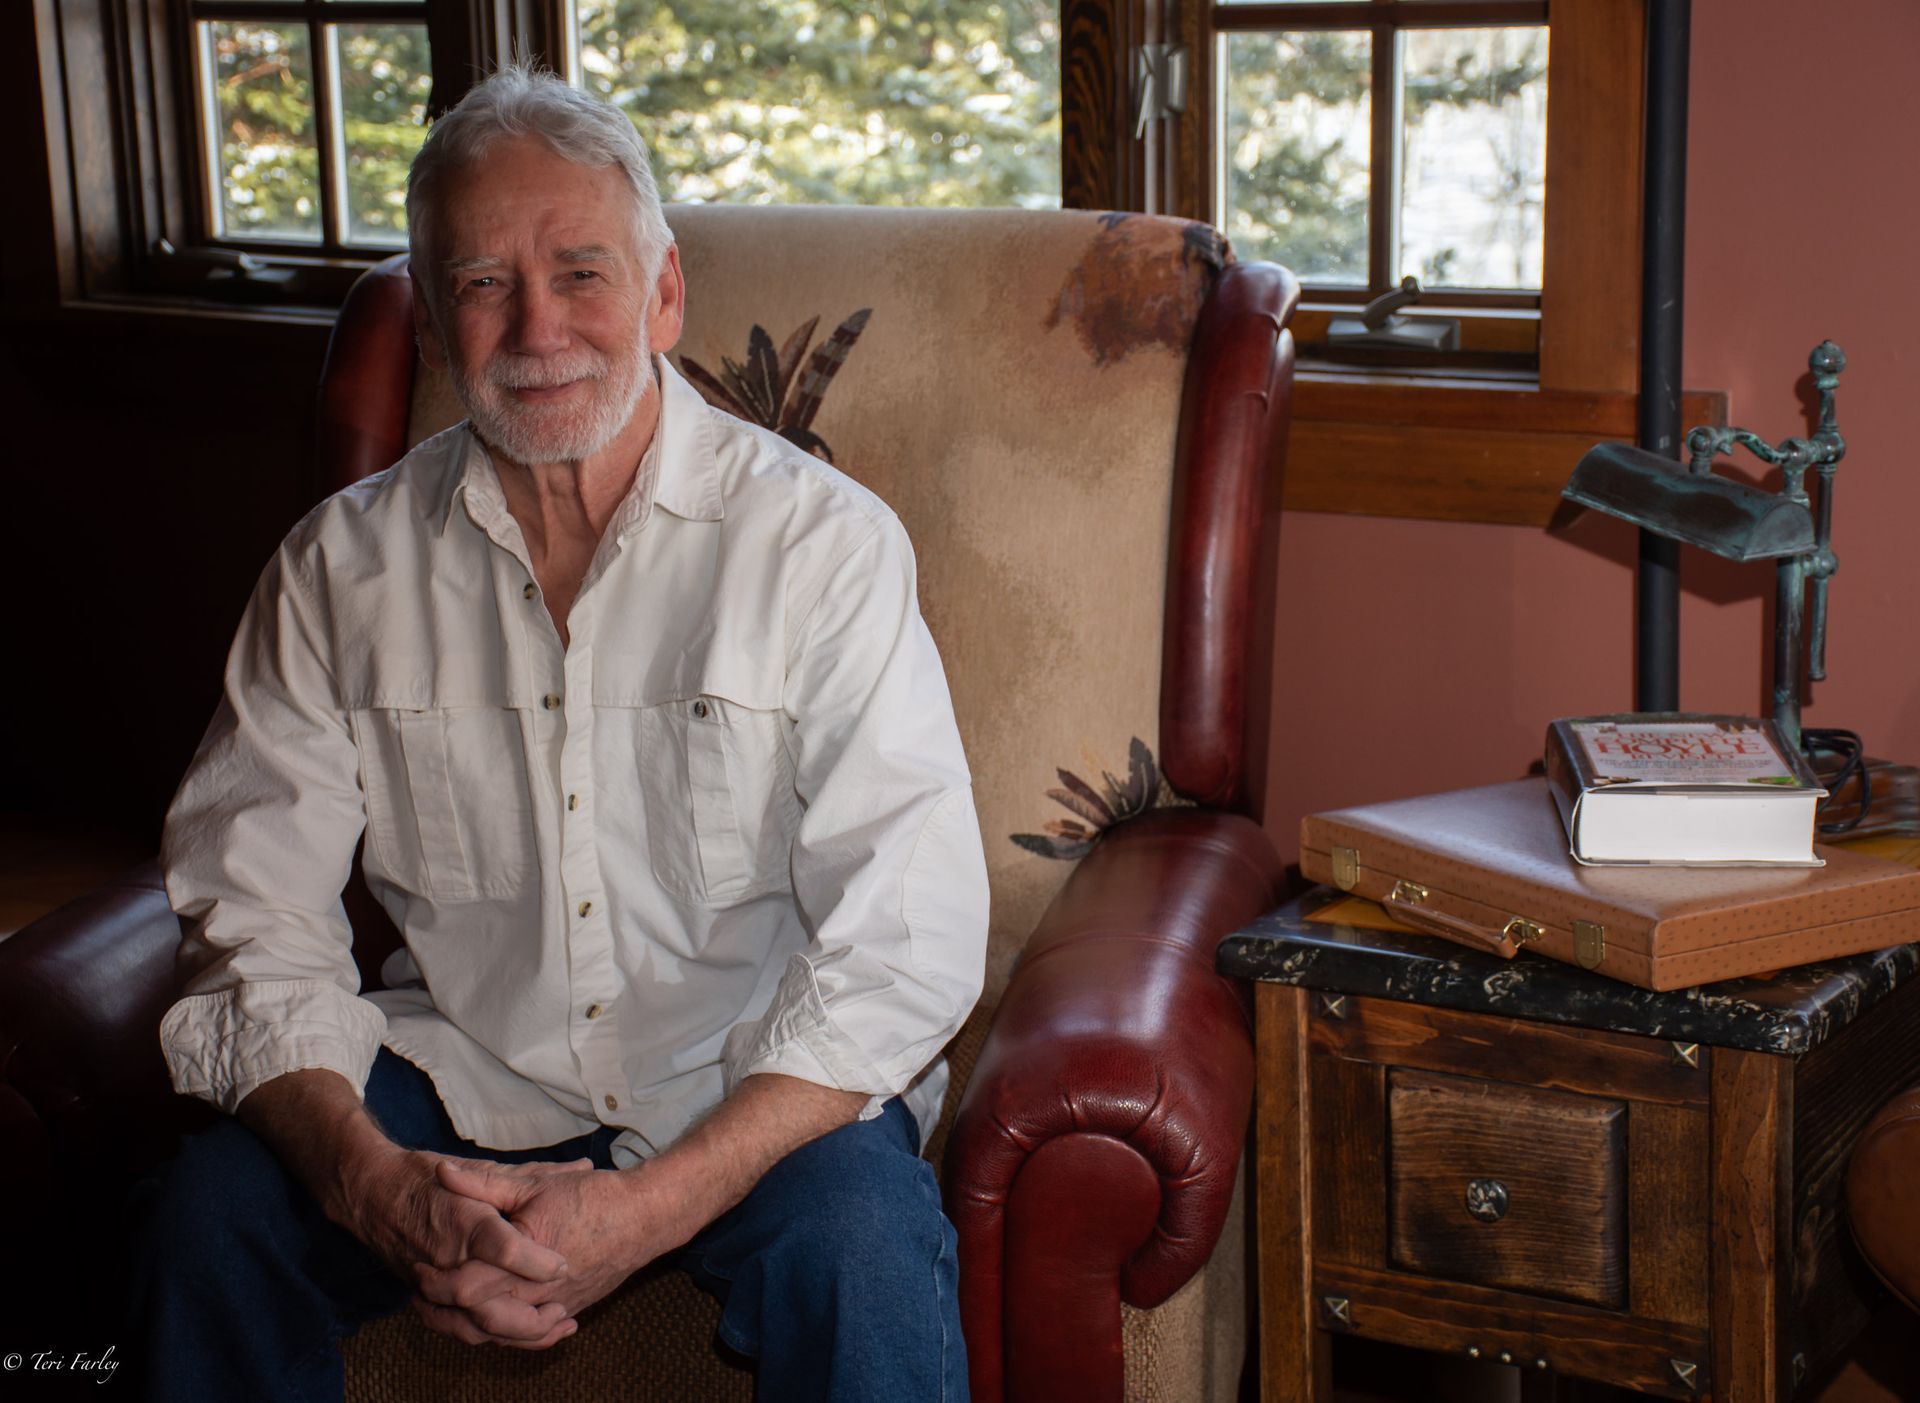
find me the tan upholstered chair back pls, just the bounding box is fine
[407,206,1226,1005]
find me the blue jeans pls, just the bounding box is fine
[129,1049,966,1402]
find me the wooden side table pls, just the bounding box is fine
[1218,891,1920,1402]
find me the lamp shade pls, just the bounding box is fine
[1563,443,1816,562]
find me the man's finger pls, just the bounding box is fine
[436,1158,530,1211]
[411,1296,493,1348]
[413,1297,577,1352]
[415,1259,520,1310]
[468,1293,573,1342]
[465,1207,570,1282]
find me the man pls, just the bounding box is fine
[134,62,986,1402]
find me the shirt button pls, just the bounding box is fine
[568,793,579,811]
[522,582,536,600]
[543,693,561,710]
[692,700,709,719]
[604,1094,619,1112]
[585,1003,604,1020]
[578,900,593,918]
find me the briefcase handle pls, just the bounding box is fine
[1381,882,1528,959]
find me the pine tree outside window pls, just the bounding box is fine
[1213,0,1548,307]
[563,0,1063,209]
[187,0,434,254]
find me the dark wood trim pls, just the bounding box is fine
[1709,1049,1793,1402]
[1304,286,1538,308]
[18,0,548,317]
[1214,0,1545,29]
[1255,983,1335,1402]
[308,16,344,250]
[1062,0,1125,209]
[1282,383,1728,525]
[1538,0,1646,395]
[1365,14,1393,292]
[1313,1260,1709,1397]
[191,0,427,18]
[1169,0,1211,222]
[1309,997,1712,1109]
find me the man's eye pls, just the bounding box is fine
[570,270,599,281]
[468,277,496,289]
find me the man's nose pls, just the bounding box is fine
[509,284,569,356]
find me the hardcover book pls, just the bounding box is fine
[1545,714,1825,866]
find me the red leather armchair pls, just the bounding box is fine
[0,207,1299,1400]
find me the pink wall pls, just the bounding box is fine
[1263,0,1920,859]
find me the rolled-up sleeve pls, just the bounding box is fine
[159,543,385,1113]
[720,512,988,1108]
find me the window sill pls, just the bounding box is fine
[4,291,341,341]
[1281,370,1730,527]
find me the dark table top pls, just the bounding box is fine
[1217,888,1920,1056]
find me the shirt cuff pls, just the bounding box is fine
[160,978,388,1114]
[720,956,890,1122]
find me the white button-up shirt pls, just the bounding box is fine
[159,359,988,1165]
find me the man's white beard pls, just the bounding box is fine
[453,329,652,467]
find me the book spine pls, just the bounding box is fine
[1543,722,1584,854]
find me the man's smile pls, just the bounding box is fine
[508,379,587,403]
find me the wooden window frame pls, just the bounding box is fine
[18,0,1725,525]
[183,0,431,261]
[1065,0,1728,526]
[1208,0,1549,310]
[18,0,559,315]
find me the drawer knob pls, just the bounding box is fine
[1464,1177,1509,1222]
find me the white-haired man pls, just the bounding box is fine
[132,63,986,1402]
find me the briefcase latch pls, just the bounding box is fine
[1502,917,1544,948]
[1574,920,1607,970]
[1332,845,1361,891]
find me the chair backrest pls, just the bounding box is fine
[317,206,1298,1003]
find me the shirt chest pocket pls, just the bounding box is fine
[357,706,535,902]
[636,695,797,907]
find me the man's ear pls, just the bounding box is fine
[410,265,449,372]
[647,244,686,358]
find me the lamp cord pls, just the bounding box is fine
[1803,727,1870,835]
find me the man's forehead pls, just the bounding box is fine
[441,242,623,273]
[432,141,637,256]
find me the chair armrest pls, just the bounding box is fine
[944,808,1284,1402]
[0,862,195,1194]
[1848,1082,1920,1314]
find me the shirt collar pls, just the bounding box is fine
[647,356,724,527]
[439,354,724,537]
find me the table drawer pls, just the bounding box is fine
[1388,1068,1627,1309]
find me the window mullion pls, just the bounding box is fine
[1366,12,1395,296]
[308,10,344,253]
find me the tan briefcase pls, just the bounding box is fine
[1298,778,1920,990]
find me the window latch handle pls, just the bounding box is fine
[1134,44,1189,139]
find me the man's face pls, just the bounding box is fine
[414,136,681,467]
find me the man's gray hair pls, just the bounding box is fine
[406,62,672,278]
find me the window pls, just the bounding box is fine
[1215,5,1547,303]
[24,0,1708,525]
[563,0,1061,208]
[1063,0,1727,526]
[187,0,434,253]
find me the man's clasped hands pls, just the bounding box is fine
[333,1140,676,1350]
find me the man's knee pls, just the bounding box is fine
[764,1133,952,1287]
[146,1118,303,1265]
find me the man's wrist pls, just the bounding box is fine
[612,1152,712,1262]
[328,1131,406,1232]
